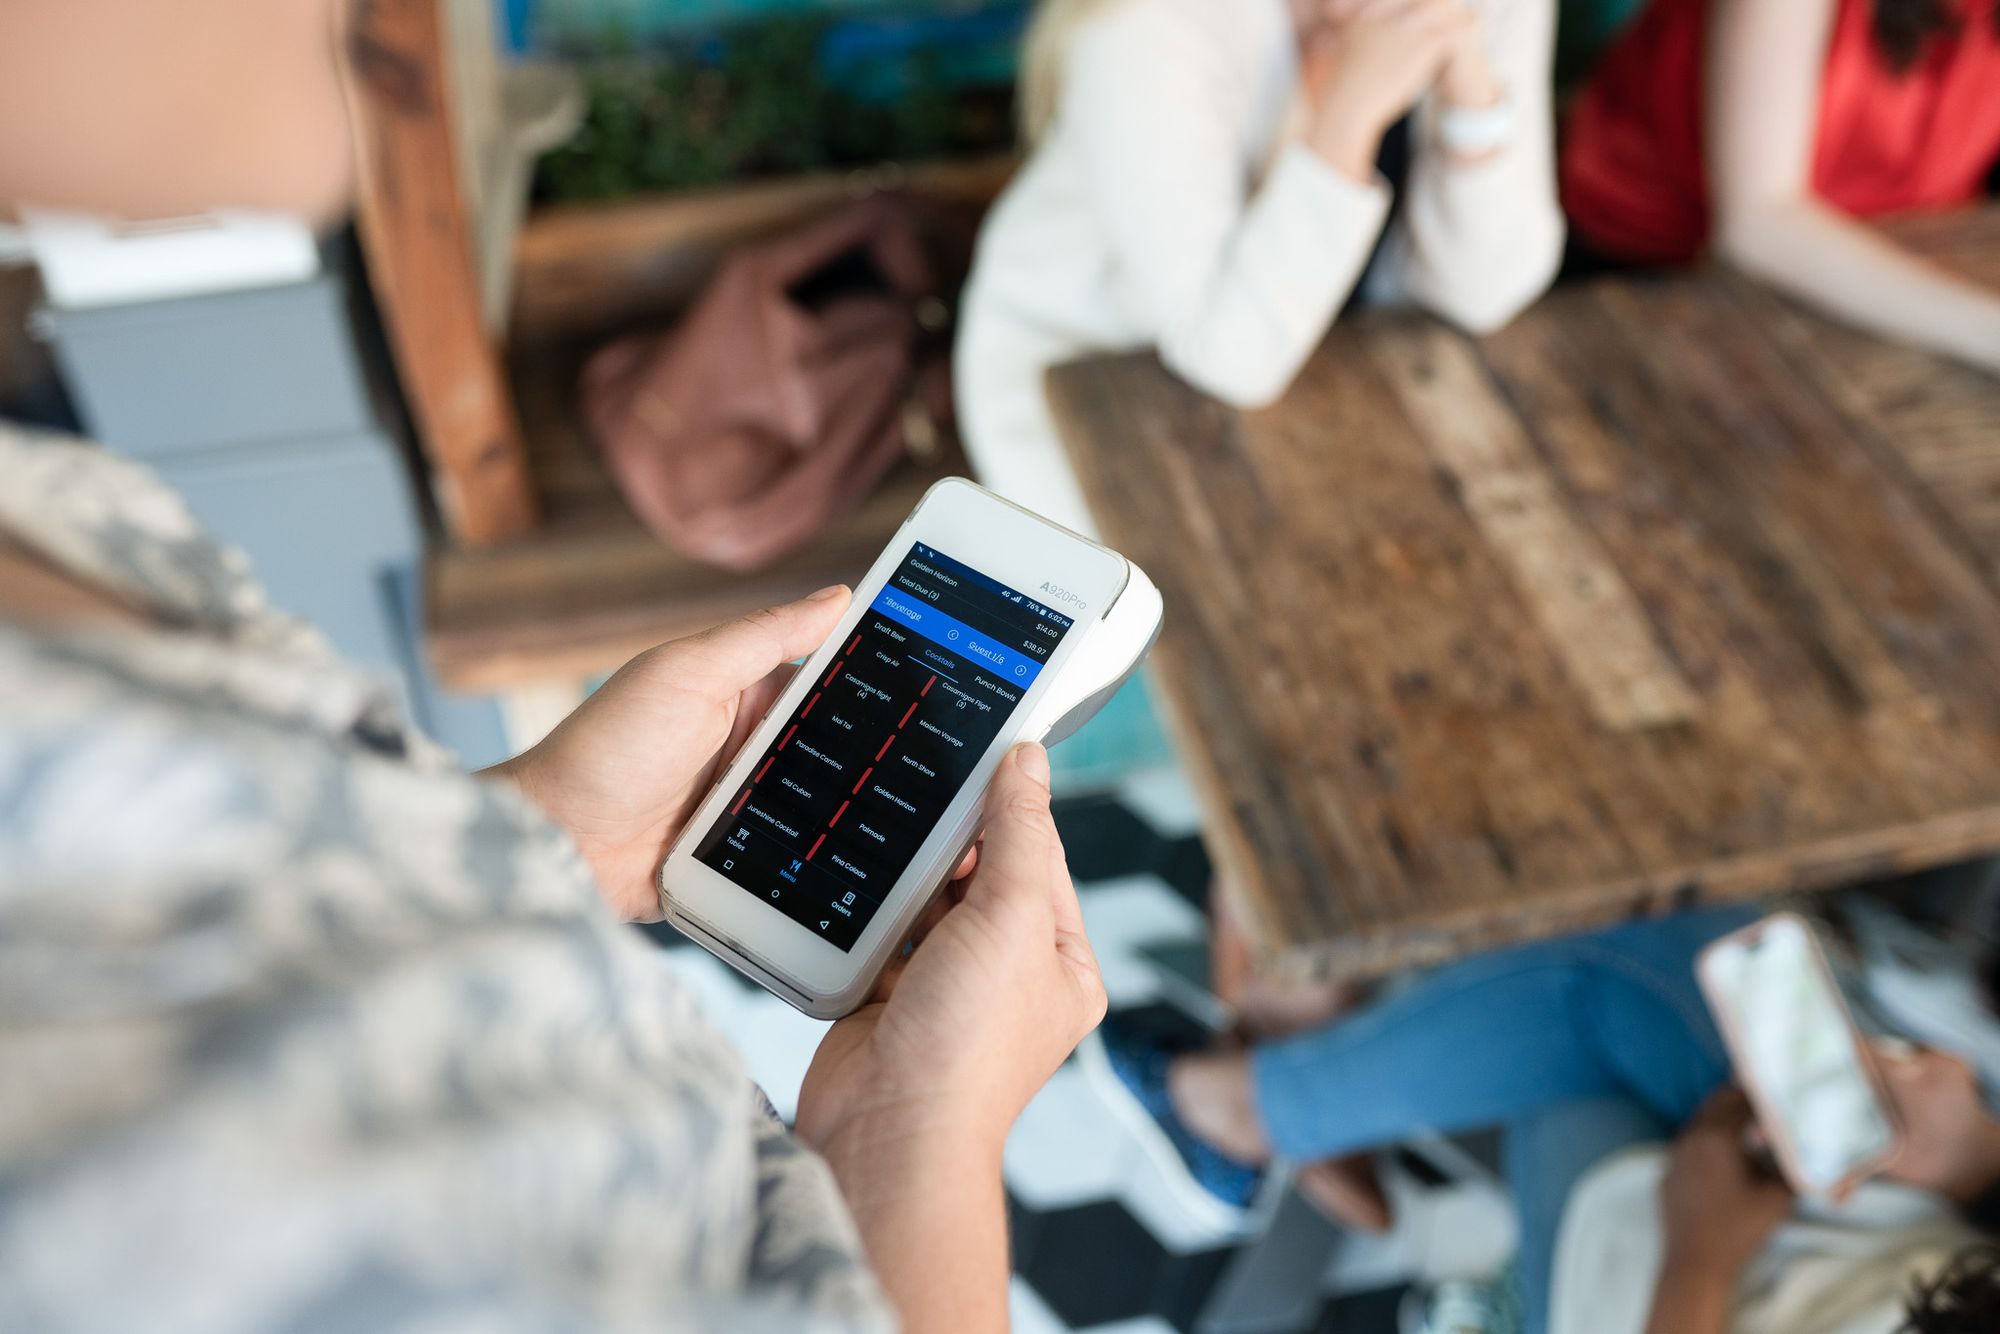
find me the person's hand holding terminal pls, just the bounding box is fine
[489,586,854,922]
[800,739,1108,1333]
[493,590,1107,1334]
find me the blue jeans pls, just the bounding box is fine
[1251,906,1753,1334]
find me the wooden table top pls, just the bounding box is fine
[1049,208,2000,980]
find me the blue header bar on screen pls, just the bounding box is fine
[869,588,1046,687]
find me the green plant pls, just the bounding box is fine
[537,16,1012,201]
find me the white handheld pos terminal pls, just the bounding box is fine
[659,479,1163,1018]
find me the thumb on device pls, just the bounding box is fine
[971,744,1097,972]
[969,745,1061,914]
[676,584,851,692]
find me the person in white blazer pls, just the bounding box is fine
[957,0,1564,532]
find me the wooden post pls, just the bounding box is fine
[347,0,539,545]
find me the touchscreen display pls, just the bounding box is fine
[694,544,1075,950]
[1706,919,1894,1192]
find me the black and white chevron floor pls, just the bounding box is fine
[642,766,1513,1334]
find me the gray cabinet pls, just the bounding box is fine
[39,271,510,767]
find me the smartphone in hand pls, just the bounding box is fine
[1697,913,1903,1198]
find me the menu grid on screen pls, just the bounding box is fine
[693,544,1075,950]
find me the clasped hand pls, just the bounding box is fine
[1299,0,1500,179]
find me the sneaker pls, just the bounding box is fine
[1398,1276,1519,1334]
[1077,1014,1265,1233]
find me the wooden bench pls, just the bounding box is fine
[347,0,1010,698]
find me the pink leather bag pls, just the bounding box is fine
[581,196,953,572]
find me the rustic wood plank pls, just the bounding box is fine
[1716,216,2000,584]
[1050,212,2000,979]
[349,0,540,545]
[1370,325,1701,731]
[511,155,1017,346]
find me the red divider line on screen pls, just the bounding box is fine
[753,757,774,784]
[921,675,937,696]
[899,700,920,728]
[852,765,873,794]
[846,633,862,656]
[807,833,826,861]
[829,799,851,828]
[823,660,843,688]
[780,725,799,751]
[875,735,895,762]
[801,692,822,719]
[730,787,751,815]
